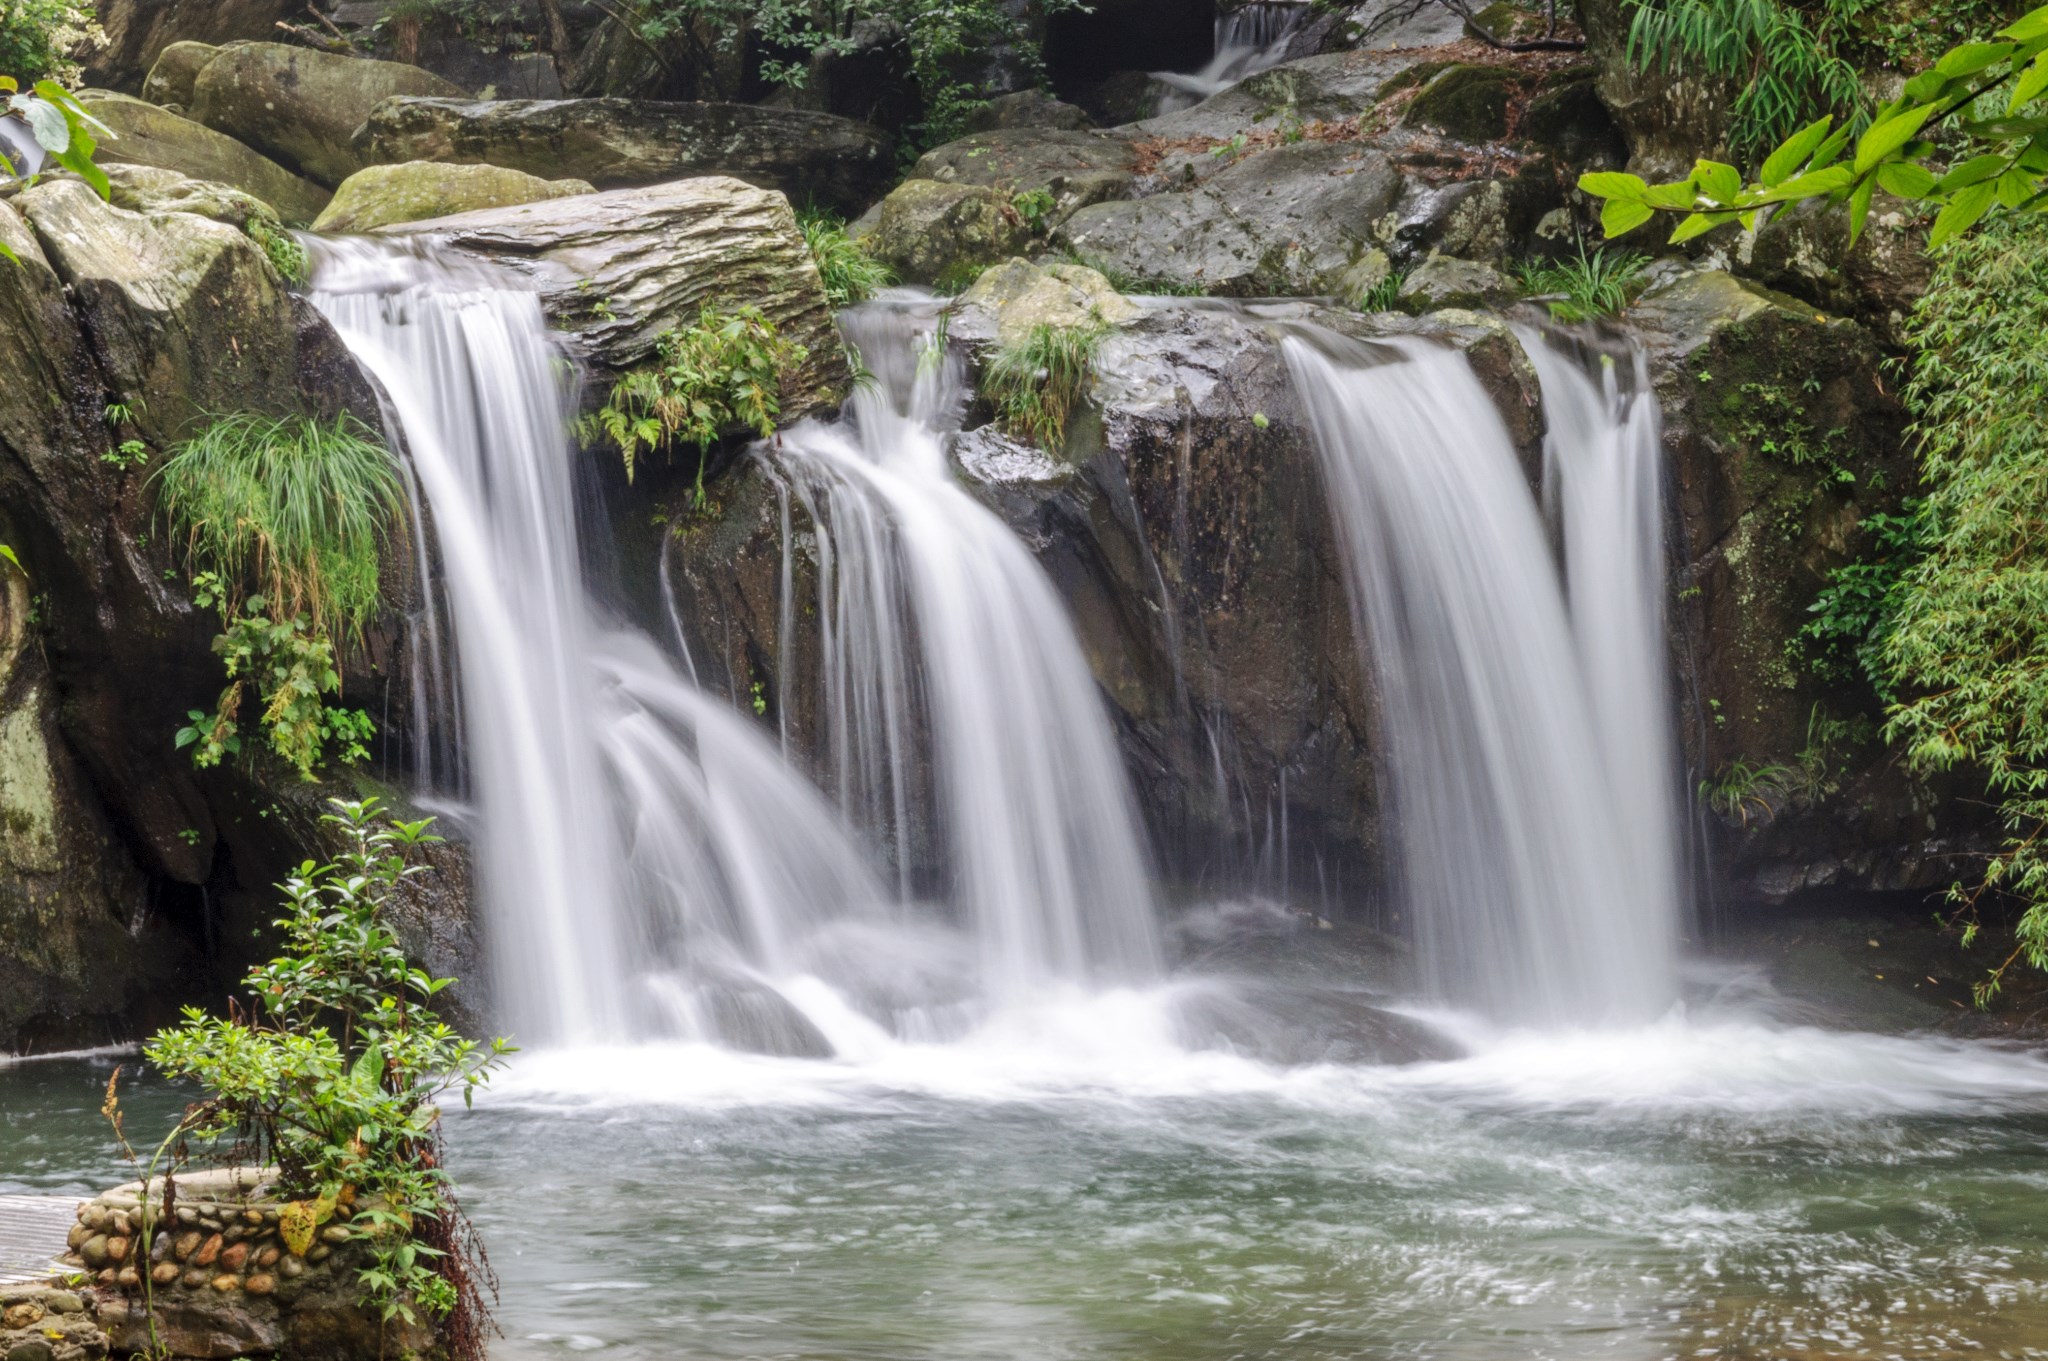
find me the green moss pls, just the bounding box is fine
[1403,65,1518,142]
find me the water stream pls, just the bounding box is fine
[1154,1,1308,111]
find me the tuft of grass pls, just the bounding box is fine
[1350,267,1408,313]
[1516,245,1649,322]
[798,207,893,309]
[981,321,1105,450]
[154,411,405,645]
[1698,756,1796,827]
[1055,250,1205,297]
[245,216,309,288]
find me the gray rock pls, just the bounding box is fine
[354,97,895,214]
[78,90,331,225]
[964,89,1093,132]
[81,0,290,93]
[140,39,222,110]
[312,161,594,234]
[381,177,848,417]
[912,128,1137,198]
[101,163,277,230]
[1397,254,1519,313]
[951,258,1141,347]
[190,42,468,188]
[1056,142,1403,295]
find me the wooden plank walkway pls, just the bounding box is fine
[0,1196,77,1285]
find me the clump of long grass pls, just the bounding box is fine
[798,207,894,309]
[154,411,405,644]
[1517,245,1650,322]
[981,321,1105,450]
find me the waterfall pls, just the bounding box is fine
[1154,2,1308,111]
[761,297,1163,999]
[307,238,891,1048]
[1281,329,1680,1025]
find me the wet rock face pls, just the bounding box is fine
[1632,269,1984,905]
[78,92,332,226]
[0,185,394,1049]
[354,97,896,214]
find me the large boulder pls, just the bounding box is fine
[0,185,395,1047]
[101,162,280,229]
[1628,268,1985,903]
[189,42,468,188]
[1578,0,1732,176]
[78,90,332,225]
[354,98,896,214]
[1056,141,1404,295]
[80,0,292,93]
[313,161,594,233]
[380,177,849,417]
[951,258,1142,347]
[863,180,1030,287]
[140,38,223,110]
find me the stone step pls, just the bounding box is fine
[0,1196,78,1286]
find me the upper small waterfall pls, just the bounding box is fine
[1282,329,1681,1025]
[763,297,1163,998]
[1154,2,1308,110]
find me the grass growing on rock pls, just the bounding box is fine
[1517,245,1649,322]
[798,207,893,309]
[982,321,1105,450]
[155,411,404,646]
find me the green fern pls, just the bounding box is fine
[1624,0,1871,159]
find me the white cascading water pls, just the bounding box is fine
[1154,1,1308,110]
[762,298,1163,999]
[307,238,896,1048]
[1282,330,1680,1025]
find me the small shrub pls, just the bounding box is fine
[1011,186,1056,236]
[797,207,892,309]
[982,321,1105,450]
[140,797,511,1349]
[155,411,405,646]
[1351,267,1408,313]
[174,604,370,780]
[1516,245,1649,321]
[579,303,807,493]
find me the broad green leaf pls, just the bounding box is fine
[10,96,68,153]
[1692,159,1742,202]
[1809,127,1853,171]
[1761,118,1833,187]
[1757,164,1857,203]
[0,545,21,574]
[1939,153,2012,190]
[1848,176,1875,247]
[1959,114,2048,136]
[1668,211,1734,243]
[1877,160,1940,196]
[1578,171,1650,200]
[1855,103,1939,173]
[2001,4,2048,42]
[1905,69,1954,104]
[1930,179,1999,246]
[1997,167,2037,206]
[1642,180,1702,209]
[1937,41,2017,77]
[2010,52,2048,111]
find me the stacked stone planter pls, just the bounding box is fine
[58,1170,435,1360]
[0,1285,107,1360]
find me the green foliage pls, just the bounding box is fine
[618,0,1084,150]
[174,602,369,781]
[1350,267,1408,313]
[798,207,892,308]
[0,74,112,217]
[1794,499,1931,695]
[155,411,403,646]
[1515,245,1649,320]
[145,797,512,1333]
[1585,2,2048,251]
[1011,186,1056,236]
[245,215,310,287]
[1624,0,1869,159]
[1878,214,2048,1000]
[0,0,98,85]
[580,303,806,493]
[0,544,22,577]
[981,321,1104,450]
[1700,755,1798,825]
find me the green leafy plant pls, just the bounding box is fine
[0,544,22,577]
[0,0,99,85]
[245,215,310,287]
[174,602,364,780]
[100,438,147,470]
[798,207,892,308]
[155,411,403,647]
[1794,499,1931,696]
[1515,245,1650,321]
[1700,755,1798,825]
[1624,0,1870,159]
[143,797,511,1348]
[981,320,1105,450]
[580,303,807,494]
[1583,3,2048,252]
[1876,214,2048,1002]
[1011,186,1056,236]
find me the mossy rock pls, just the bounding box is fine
[1403,64,1518,142]
[865,179,1029,286]
[140,40,223,110]
[1519,75,1628,165]
[78,90,331,225]
[313,161,596,234]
